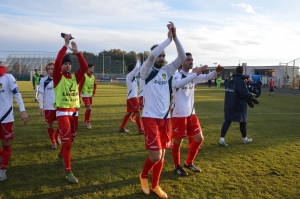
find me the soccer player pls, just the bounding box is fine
[38,62,61,149]
[139,22,186,199]
[216,76,222,90]
[78,63,97,129]
[171,53,224,176]
[53,33,88,183]
[119,55,143,134]
[33,69,41,101]
[269,79,275,97]
[0,65,28,181]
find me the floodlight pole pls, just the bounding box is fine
[102,53,104,78]
[293,60,295,89]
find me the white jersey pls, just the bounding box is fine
[38,76,55,110]
[172,70,218,117]
[0,74,25,123]
[126,60,140,99]
[140,37,186,119]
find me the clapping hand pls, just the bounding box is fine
[216,65,224,73]
[69,41,79,54]
[192,65,208,75]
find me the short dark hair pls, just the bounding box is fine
[34,69,38,72]
[236,66,243,74]
[88,63,94,68]
[127,63,135,72]
[151,44,158,51]
[186,52,192,56]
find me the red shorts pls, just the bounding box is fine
[0,122,14,140]
[44,110,56,123]
[56,116,78,142]
[138,96,144,107]
[82,97,92,107]
[142,117,172,150]
[172,114,202,139]
[127,98,140,112]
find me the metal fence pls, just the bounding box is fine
[279,57,300,89]
[0,50,150,80]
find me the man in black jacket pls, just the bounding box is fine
[219,66,255,146]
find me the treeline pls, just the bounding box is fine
[68,49,150,65]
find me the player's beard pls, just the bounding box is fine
[154,61,164,69]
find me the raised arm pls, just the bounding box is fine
[163,23,186,76]
[193,65,223,84]
[69,41,88,83]
[53,34,71,87]
[140,24,174,80]
[140,38,171,80]
[133,55,141,76]
[168,36,186,71]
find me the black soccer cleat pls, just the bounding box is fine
[184,163,201,173]
[174,166,188,176]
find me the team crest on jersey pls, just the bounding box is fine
[0,83,2,88]
[162,73,166,80]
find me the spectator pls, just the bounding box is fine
[219,66,255,146]
[269,79,275,97]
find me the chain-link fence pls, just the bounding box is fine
[0,50,150,81]
[279,57,300,89]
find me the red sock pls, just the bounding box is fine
[135,115,143,131]
[186,141,202,165]
[1,145,12,169]
[120,114,130,129]
[172,143,181,167]
[85,109,91,123]
[141,157,155,178]
[62,142,72,173]
[0,148,2,156]
[47,128,56,144]
[188,136,193,146]
[152,161,164,188]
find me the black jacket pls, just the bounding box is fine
[224,73,253,122]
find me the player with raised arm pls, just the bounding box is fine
[139,22,186,199]
[38,62,61,149]
[171,53,223,176]
[53,34,88,183]
[0,65,28,181]
[119,55,143,134]
[78,63,97,130]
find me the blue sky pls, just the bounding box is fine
[1,0,300,66]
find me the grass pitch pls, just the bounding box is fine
[0,81,299,199]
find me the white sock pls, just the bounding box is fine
[220,137,225,142]
[243,137,248,141]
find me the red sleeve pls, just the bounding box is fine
[93,79,97,96]
[53,46,67,88]
[75,53,88,84]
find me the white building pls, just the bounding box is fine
[205,63,300,89]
